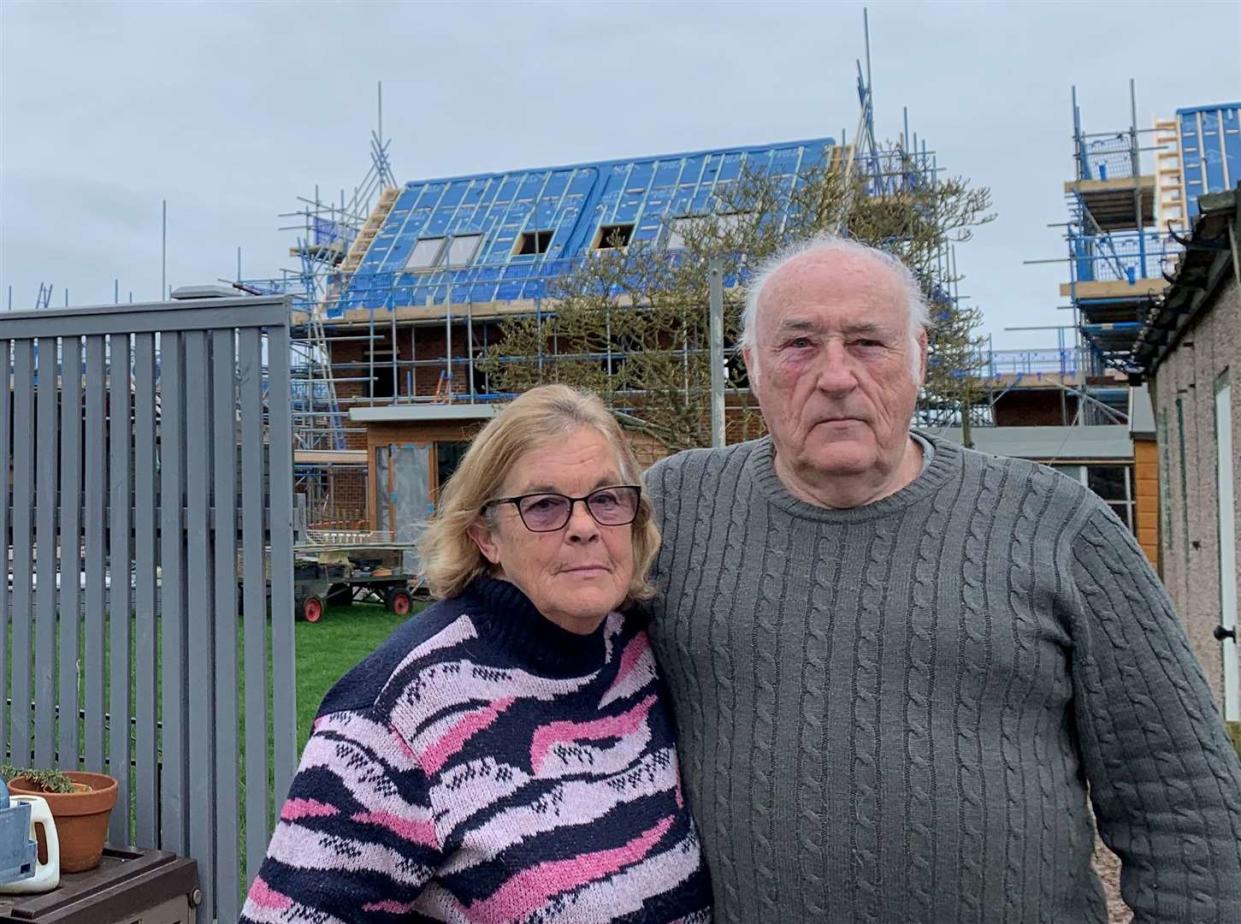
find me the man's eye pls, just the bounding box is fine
[854,340,883,348]
[786,338,813,349]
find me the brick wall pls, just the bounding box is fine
[1150,274,1240,713]
[327,467,368,529]
[993,390,1078,427]
[297,464,369,531]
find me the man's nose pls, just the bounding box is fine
[814,341,859,394]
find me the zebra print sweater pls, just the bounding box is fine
[240,576,712,923]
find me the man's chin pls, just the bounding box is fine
[803,440,877,475]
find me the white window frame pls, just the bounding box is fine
[1052,463,1135,531]
[405,238,447,272]
[443,233,483,268]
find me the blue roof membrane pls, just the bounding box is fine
[1177,103,1240,220]
[332,138,836,316]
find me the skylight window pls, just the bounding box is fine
[594,223,634,250]
[405,238,446,272]
[715,212,751,236]
[444,234,483,267]
[664,217,694,250]
[515,230,554,256]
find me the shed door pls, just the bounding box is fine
[376,443,432,576]
[1216,379,1238,721]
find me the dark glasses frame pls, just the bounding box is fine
[481,484,642,533]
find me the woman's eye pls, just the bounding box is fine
[592,492,619,508]
[525,497,560,513]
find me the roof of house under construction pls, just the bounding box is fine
[331,137,837,316]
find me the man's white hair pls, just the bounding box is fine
[741,233,931,383]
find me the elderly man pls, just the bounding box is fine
[646,235,1241,922]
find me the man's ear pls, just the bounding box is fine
[467,518,500,565]
[916,329,929,384]
[742,345,758,388]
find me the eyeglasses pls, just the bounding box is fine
[482,485,641,533]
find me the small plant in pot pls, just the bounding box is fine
[1,765,118,873]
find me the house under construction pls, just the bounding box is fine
[257,120,973,536]
[290,136,850,535]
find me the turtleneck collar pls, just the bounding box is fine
[465,576,611,678]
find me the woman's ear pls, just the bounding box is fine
[467,518,501,565]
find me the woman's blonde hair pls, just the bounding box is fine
[418,385,660,603]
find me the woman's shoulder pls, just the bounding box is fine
[315,594,483,720]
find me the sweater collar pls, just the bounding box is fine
[747,430,960,522]
[465,576,610,677]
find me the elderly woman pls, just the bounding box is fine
[241,385,711,923]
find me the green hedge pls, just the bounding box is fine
[1229,722,1241,762]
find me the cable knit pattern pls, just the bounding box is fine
[240,577,711,924]
[646,434,1241,923]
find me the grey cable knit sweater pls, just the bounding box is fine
[646,434,1241,923]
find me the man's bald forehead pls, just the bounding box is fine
[757,246,905,313]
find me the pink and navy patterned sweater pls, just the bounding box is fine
[240,577,712,923]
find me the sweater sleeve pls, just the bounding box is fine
[1066,505,1241,922]
[239,708,441,923]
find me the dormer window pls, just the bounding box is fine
[664,217,694,250]
[715,212,751,236]
[594,223,634,250]
[515,230,554,256]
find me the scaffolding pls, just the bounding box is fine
[296,84,954,413]
[1057,82,1178,424]
[238,87,399,532]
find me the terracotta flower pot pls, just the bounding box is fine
[8,771,118,873]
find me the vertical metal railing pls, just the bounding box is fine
[1,295,296,923]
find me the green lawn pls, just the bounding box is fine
[294,601,424,748]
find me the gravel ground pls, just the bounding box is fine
[1093,839,1130,924]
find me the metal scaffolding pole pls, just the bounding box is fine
[709,259,725,448]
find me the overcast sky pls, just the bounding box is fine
[2,0,1238,350]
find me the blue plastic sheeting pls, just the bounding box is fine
[1178,103,1240,219]
[330,138,836,317]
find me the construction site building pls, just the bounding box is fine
[1047,91,1240,564]
[285,137,859,537]
[258,91,1238,555]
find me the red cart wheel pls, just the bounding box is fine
[387,589,412,617]
[301,595,324,623]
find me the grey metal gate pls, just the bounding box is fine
[1,295,296,922]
